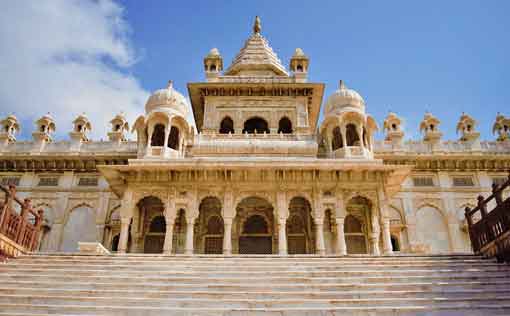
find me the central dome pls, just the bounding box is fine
[145,81,189,116]
[324,80,365,115]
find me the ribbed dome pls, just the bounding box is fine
[324,80,365,115]
[145,81,188,116]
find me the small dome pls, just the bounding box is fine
[293,48,305,57]
[145,81,189,116]
[324,80,365,115]
[207,48,221,57]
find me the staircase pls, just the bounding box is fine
[1,254,510,315]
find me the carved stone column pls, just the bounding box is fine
[335,217,347,255]
[163,216,175,254]
[118,217,131,254]
[185,218,195,255]
[278,218,287,255]
[381,217,393,255]
[223,217,233,255]
[314,218,326,255]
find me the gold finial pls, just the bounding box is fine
[253,16,261,34]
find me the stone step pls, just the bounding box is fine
[1,304,510,316]
[2,294,510,309]
[2,267,508,278]
[4,279,510,292]
[2,272,509,284]
[2,287,509,300]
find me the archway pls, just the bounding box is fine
[287,197,314,254]
[243,117,269,134]
[332,126,343,150]
[60,205,96,252]
[151,124,165,146]
[278,117,292,134]
[111,234,120,252]
[345,196,372,254]
[196,197,223,254]
[168,126,179,150]
[137,196,165,254]
[144,215,166,253]
[219,116,234,134]
[346,123,359,146]
[235,196,274,254]
[416,206,451,253]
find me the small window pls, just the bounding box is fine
[78,177,98,187]
[1,176,20,186]
[412,177,434,187]
[38,177,59,187]
[277,117,292,134]
[219,116,234,134]
[452,177,474,187]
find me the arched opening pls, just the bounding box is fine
[111,234,120,252]
[363,127,368,147]
[346,124,359,146]
[345,196,373,254]
[296,64,303,72]
[172,209,187,254]
[151,124,165,146]
[344,215,366,254]
[235,196,274,254]
[332,126,343,150]
[168,126,179,150]
[219,116,234,134]
[390,235,400,252]
[416,206,451,253]
[278,117,293,134]
[210,64,216,71]
[287,197,314,254]
[137,196,165,254]
[60,205,96,252]
[243,117,269,134]
[196,197,223,254]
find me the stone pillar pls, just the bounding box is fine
[381,217,393,255]
[223,217,233,255]
[335,217,347,255]
[185,218,195,255]
[163,216,175,254]
[315,218,326,255]
[118,217,131,254]
[370,233,380,256]
[278,219,287,255]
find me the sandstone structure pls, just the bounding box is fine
[0,17,509,257]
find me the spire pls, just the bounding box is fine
[253,16,261,34]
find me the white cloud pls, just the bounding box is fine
[0,0,149,140]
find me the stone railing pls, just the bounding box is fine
[0,185,44,257]
[374,140,510,154]
[218,75,295,83]
[0,140,137,155]
[465,173,510,262]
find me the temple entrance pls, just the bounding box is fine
[195,197,224,254]
[287,197,314,254]
[235,196,274,254]
[137,196,165,254]
[345,196,372,254]
[144,215,165,253]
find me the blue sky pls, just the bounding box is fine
[1,1,509,140]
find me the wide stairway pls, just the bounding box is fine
[1,254,510,315]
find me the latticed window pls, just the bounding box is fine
[413,177,434,187]
[0,176,20,186]
[78,177,98,186]
[38,177,59,187]
[452,177,474,187]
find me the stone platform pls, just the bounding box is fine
[0,254,509,315]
